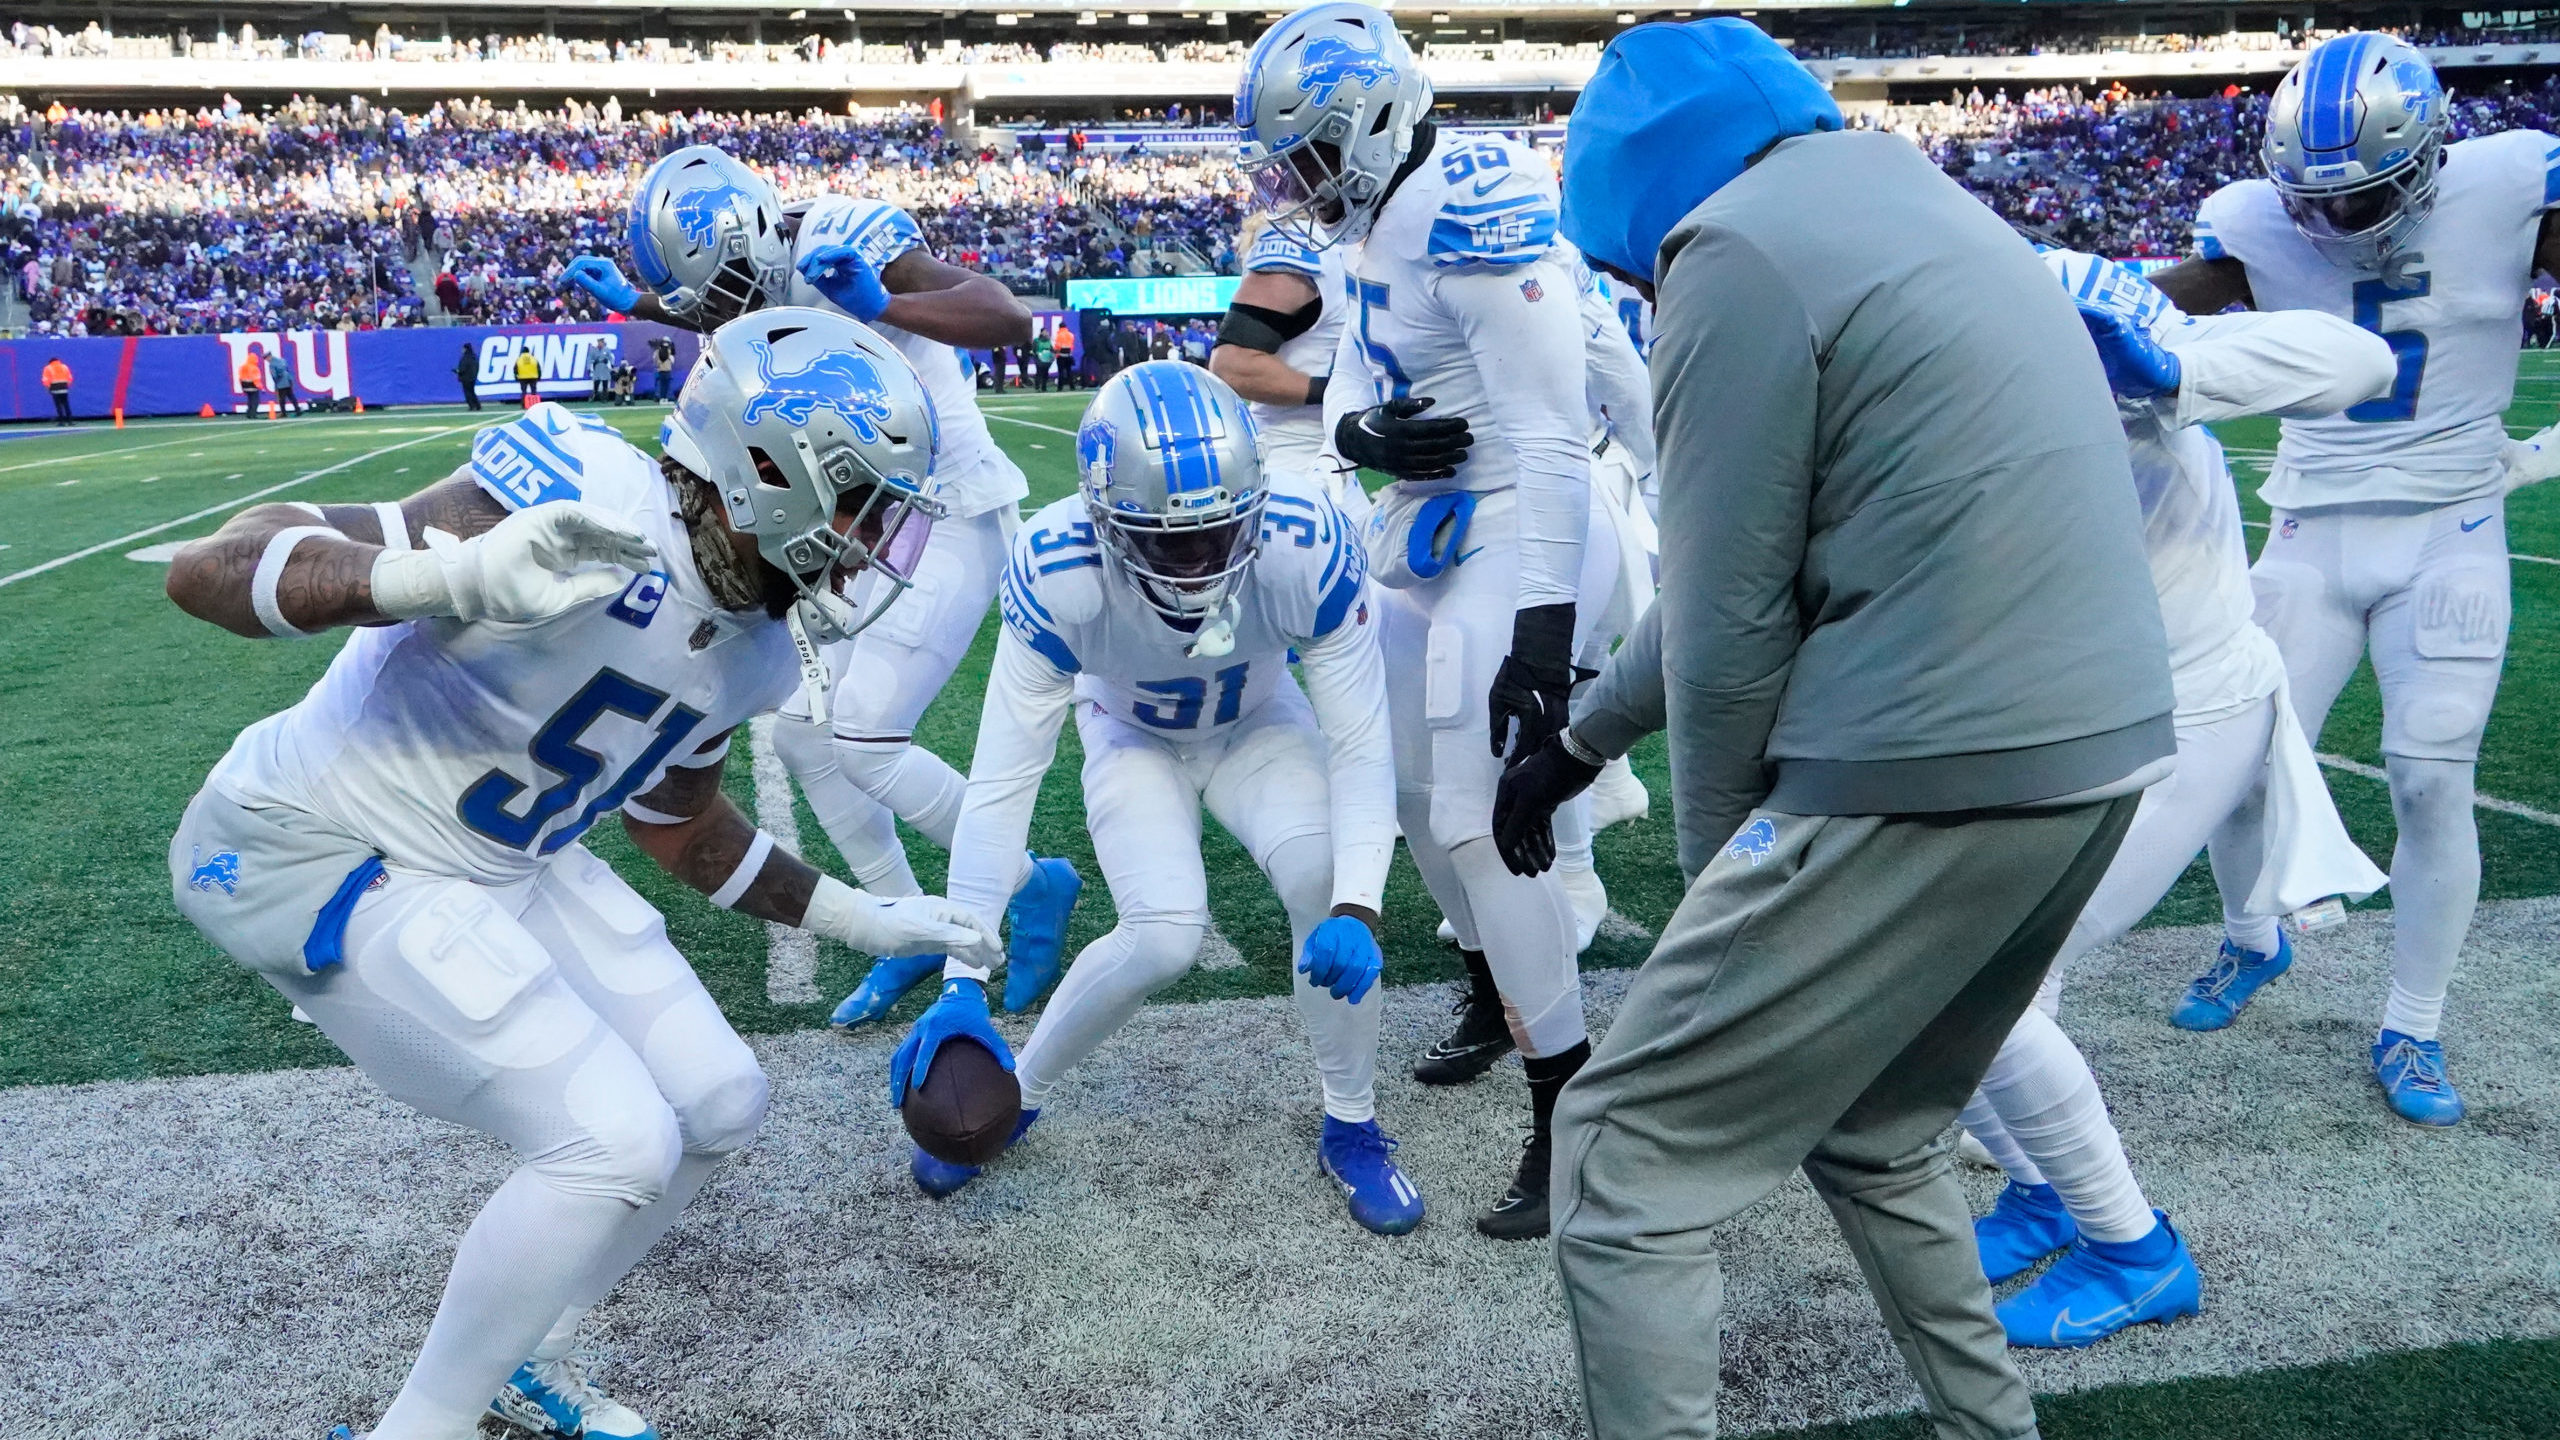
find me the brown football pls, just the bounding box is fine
[901,1038,1022,1167]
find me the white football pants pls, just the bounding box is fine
[1016,679,1381,1123]
[776,504,1017,897]
[2221,500,2507,1040]
[1959,696,2275,1243]
[180,825,763,1440]
[1378,487,1616,1059]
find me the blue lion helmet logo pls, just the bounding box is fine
[739,340,894,443]
[1296,33,1397,109]
[1722,818,1778,868]
[1077,417,1118,485]
[188,846,242,896]
[669,181,754,248]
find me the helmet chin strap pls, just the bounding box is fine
[1185,596,1239,659]
[786,588,858,714]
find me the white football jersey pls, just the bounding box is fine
[1576,255,1655,478]
[1324,128,1593,607]
[1592,270,1654,362]
[782,194,1029,519]
[207,404,796,885]
[1239,224,1352,481]
[2194,128,2560,507]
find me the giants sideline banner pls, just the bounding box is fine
[0,323,700,422]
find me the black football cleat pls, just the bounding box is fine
[1413,951,1514,1085]
[1476,1131,1553,1241]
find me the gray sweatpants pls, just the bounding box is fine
[1552,796,2139,1440]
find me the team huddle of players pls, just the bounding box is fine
[158,13,2557,1438]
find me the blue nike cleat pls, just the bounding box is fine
[2373,1030,2466,1126]
[491,1357,658,1439]
[829,952,945,1029]
[1002,857,1083,1012]
[1975,1180,2078,1283]
[1997,1212,2202,1349]
[2171,933,2292,1031]
[911,1108,1040,1198]
[327,1428,365,1439]
[1318,1116,1426,1236]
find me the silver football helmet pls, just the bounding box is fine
[1076,362,1265,650]
[627,146,791,327]
[661,307,942,647]
[1235,2,1434,250]
[2262,33,2449,271]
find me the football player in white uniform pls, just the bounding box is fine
[165,311,993,1440]
[1209,213,1360,519]
[885,362,1422,1235]
[1957,251,2395,1349]
[2150,34,2560,1125]
[1238,2,1619,1238]
[562,147,1083,1033]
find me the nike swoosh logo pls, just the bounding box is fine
[1424,1038,1505,1059]
[2461,514,2494,531]
[2053,1270,2184,1336]
[1453,546,1482,565]
[1472,176,1505,197]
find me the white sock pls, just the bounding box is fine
[1955,1090,2048,1188]
[2222,914,2281,956]
[372,1169,634,1440]
[1553,792,1594,874]
[1445,835,1585,1058]
[2383,754,2477,1045]
[1976,1007,2155,1244]
[1015,917,1201,1111]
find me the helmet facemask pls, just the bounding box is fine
[2272,134,2444,271]
[754,438,941,642]
[1093,491,1269,628]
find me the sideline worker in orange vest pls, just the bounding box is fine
[42,356,73,424]
[238,348,271,417]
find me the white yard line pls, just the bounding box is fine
[0,424,477,592]
[1196,922,1246,970]
[2237,518,2560,565]
[1595,909,1655,945]
[981,413,1078,438]
[2316,751,2560,828]
[750,715,822,1005]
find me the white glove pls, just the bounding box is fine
[803,874,998,958]
[2500,423,2560,493]
[371,501,657,623]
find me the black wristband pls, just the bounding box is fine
[1305,374,1328,407]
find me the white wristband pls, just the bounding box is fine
[707,830,775,910]
[369,534,456,619]
[801,872,866,941]
[250,525,341,638]
[374,501,410,553]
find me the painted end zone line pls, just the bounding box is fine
[750,716,823,1006]
[2317,751,2560,828]
[0,423,476,591]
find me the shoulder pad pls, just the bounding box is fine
[2191,178,2278,262]
[1000,511,1103,673]
[797,194,928,270]
[1245,226,1325,279]
[1257,480,1369,639]
[1427,138,1560,269]
[467,402,632,511]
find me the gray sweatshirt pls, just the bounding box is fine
[1573,130,2174,878]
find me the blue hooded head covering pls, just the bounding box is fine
[1562,19,1843,283]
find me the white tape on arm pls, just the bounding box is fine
[250,525,345,638]
[707,830,776,910]
[374,501,411,552]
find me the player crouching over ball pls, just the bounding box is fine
[164,308,993,1440]
[888,361,1422,1236]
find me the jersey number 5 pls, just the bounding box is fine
[2347,271,2431,424]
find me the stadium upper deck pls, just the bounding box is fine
[8,2,2560,107]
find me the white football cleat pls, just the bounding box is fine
[492,1357,659,1439]
[1435,916,1459,945]
[1588,757,1649,830]
[1558,863,1606,953]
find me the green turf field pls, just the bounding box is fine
[3,374,2557,1438]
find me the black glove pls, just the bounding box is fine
[1488,602,1580,762]
[1334,396,1473,481]
[1493,734,1603,876]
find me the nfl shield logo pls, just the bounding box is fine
[1519,278,1545,303]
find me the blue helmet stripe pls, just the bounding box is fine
[2302,35,2375,155]
[1137,365,1218,496]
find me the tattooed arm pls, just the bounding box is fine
[622,738,997,956]
[164,471,507,637]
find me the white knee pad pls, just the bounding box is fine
[675,1065,770,1158]
[1117,915,1210,992]
[833,734,968,850]
[769,708,834,783]
[542,1049,686,1206]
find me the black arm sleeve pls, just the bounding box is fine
[1217,298,1321,354]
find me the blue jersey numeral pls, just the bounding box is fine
[1354,279,1413,401]
[1130,662,1251,731]
[2347,271,2431,423]
[459,670,706,855]
[1439,142,1510,184]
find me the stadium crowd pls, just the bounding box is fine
[15,70,2560,335]
[1,94,1245,336]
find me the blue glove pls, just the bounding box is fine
[796,242,893,323]
[559,256,639,313]
[2077,305,2181,400]
[1297,913,1383,1005]
[888,977,1015,1108]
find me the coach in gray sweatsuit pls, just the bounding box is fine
[1541,21,2174,1440]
